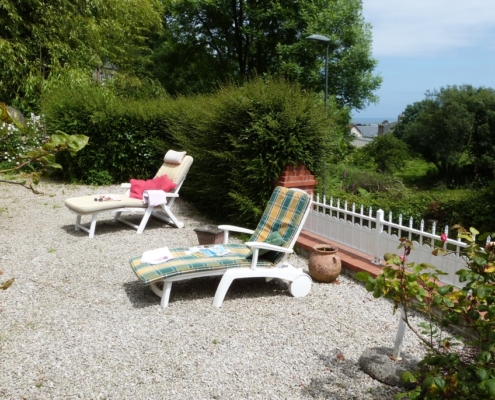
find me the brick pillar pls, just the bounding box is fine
[271,164,318,196]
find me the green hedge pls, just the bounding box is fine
[326,165,495,234]
[42,77,340,226]
[42,80,174,184]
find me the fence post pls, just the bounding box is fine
[373,209,385,265]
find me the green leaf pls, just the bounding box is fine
[477,286,493,299]
[477,351,492,363]
[384,267,398,279]
[484,379,495,397]
[443,298,455,307]
[67,133,89,155]
[437,285,452,295]
[476,368,489,381]
[355,271,370,282]
[422,375,434,389]
[433,376,446,391]
[365,281,375,292]
[401,370,417,383]
[469,310,480,320]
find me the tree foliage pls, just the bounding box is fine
[394,85,495,185]
[0,0,163,112]
[354,133,410,173]
[151,0,381,110]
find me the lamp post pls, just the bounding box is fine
[306,34,330,114]
[307,34,330,196]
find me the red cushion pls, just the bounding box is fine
[129,176,177,199]
[154,174,177,192]
[130,179,147,199]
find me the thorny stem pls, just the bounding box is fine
[0,179,42,194]
[398,245,445,354]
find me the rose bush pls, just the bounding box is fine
[356,226,495,399]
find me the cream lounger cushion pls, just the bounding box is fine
[65,195,145,215]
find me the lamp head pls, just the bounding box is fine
[306,34,330,43]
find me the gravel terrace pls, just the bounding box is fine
[0,181,427,399]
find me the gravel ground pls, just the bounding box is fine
[0,181,427,399]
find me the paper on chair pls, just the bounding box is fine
[141,246,174,264]
[186,245,232,257]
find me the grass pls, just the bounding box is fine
[395,159,435,186]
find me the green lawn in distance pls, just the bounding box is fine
[396,159,435,186]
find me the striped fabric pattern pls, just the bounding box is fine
[129,186,311,285]
[155,155,194,185]
[130,244,274,285]
[248,186,311,263]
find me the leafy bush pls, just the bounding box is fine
[169,78,341,226]
[351,134,411,173]
[356,227,495,399]
[424,185,495,234]
[41,77,173,183]
[41,76,340,226]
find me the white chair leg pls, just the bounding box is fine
[212,270,237,307]
[161,205,184,229]
[113,211,122,222]
[75,215,81,231]
[89,214,98,239]
[161,281,173,308]
[136,208,154,234]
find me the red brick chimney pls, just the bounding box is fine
[271,164,318,195]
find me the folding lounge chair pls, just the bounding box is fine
[65,150,193,238]
[129,186,313,308]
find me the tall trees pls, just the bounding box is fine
[394,85,495,184]
[151,0,381,110]
[0,0,163,112]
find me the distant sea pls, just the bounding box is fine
[351,117,396,125]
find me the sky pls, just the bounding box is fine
[354,0,495,120]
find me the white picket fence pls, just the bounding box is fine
[304,195,474,287]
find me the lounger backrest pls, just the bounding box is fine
[153,153,193,208]
[155,155,194,192]
[249,186,311,263]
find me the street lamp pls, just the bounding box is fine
[306,34,330,114]
[307,34,330,197]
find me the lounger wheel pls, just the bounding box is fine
[289,274,312,298]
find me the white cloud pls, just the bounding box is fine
[362,0,495,57]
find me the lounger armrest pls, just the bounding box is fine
[218,225,254,235]
[244,242,293,270]
[218,225,254,244]
[245,242,293,254]
[164,192,179,197]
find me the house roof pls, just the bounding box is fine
[350,121,398,139]
[354,125,379,138]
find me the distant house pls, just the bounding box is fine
[349,120,397,147]
[93,62,117,83]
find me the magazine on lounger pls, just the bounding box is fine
[188,245,232,257]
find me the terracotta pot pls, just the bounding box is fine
[308,244,341,283]
[193,225,224,245]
